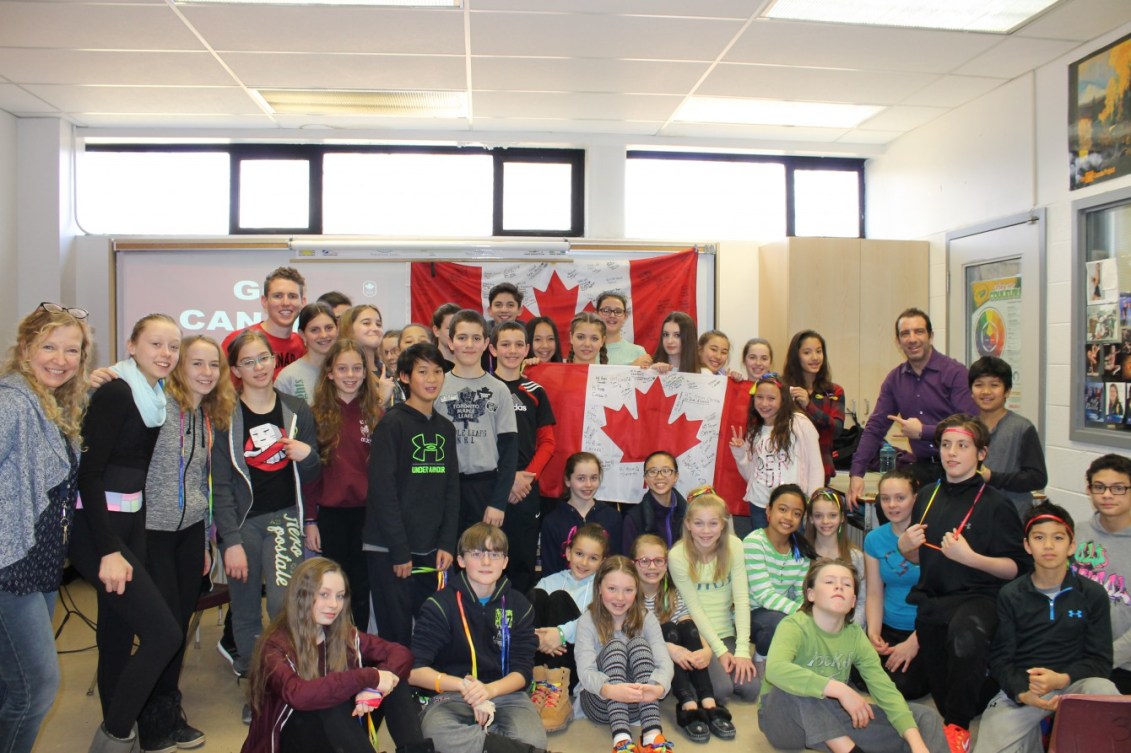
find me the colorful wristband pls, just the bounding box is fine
[435,672,445,693]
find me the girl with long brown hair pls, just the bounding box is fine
[729,373,823,530]
[243,557,430,753]
[305,339,382,629]
[574,555,674,753]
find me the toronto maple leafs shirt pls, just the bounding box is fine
[435,372,517,475]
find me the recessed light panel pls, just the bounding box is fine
[762,0,1059,33]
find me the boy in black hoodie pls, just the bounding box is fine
[974,503,1116,753]
[410,524,555,753]
[364,343,459,647]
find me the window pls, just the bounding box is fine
[77,150,229,234]
[80,144,584,236]
[323,153,492,236]
[626,152,864,240]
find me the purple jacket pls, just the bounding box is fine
[850,349,978,476]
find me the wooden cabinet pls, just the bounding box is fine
[757,237,929,428]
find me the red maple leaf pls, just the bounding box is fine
[525,271,582,343]
[601,378,703,463]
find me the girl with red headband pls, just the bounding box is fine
[897,413,1030,753]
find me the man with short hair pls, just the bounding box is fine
[847,308,978,508]
[222,266,307,376]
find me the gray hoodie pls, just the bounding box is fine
[1073,512,1131,671]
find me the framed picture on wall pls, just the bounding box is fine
[1069,31,1131,190]
[1072,185,1131,447]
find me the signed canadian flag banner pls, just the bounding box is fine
[409,249,697,354]
[525,364,752,515]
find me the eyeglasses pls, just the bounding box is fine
[634,557,667,568]
[597,307,627,317]
[237,353,276,369]
[1089,482,1130,495]
[644,467,676,478]
[463,549,506,561]
[39,302,88,320]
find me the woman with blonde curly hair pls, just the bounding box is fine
[0,303,91,753]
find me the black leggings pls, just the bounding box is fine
[279,680,424,753]
[318,507,370,631]
[916,595,999,728]
[876,624,929,701]
[660,620,717,707]
[529,589,580,689]
[69,510,182,738]
[501,496,540,595]
[146,522,206,700]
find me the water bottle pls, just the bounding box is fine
[878,442,898,474]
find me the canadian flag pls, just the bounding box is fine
[409,249,697,354]
[525,363,752,516]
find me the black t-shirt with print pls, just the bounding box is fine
[241,399,295,515]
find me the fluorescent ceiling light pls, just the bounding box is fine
[762,0,1059,33]
[674,97,883,128]
[175,0,459,6]
[257,89,467,117]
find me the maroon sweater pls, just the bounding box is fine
[241,628,411,753]
[305,397,372,521]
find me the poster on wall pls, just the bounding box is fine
[1083,249,1131,432]
[969,275,1023,411]
[1069,31,1131,190]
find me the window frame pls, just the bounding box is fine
[626,151,865,238]
[83,143,586,237]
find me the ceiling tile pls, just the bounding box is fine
[856,105,947,131]
[0,3,201,50]
[1016,0,1131,41]
[697,63,936,104]
[658,120,857,145]
[0,49,233,86]
[838,129,903,145]
[22,85,264,115]
[469,11,742,60]
[472,90,681,120]
[952,36,1082,79]
[471,117,664,135]
[900,75,1005,107]
[0,83,60,115]
[472,57,708,94]
[73,113,278,129]
[221,52,466,91]
[471,0,755,16]
[180,6,465,55]
[726,19,1001,73]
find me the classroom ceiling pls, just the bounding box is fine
[1,0,1129,152]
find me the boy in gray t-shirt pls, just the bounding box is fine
[435,309,517,533]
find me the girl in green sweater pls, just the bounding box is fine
[759,559,946,753]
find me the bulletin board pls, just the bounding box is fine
[1072,185,1131,447]
[112,238,716,359]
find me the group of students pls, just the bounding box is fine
[1,267,1128,753]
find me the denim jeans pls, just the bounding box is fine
[0,591,59,753]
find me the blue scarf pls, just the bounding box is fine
[113,358,167,428]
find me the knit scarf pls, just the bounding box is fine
[114,358,168,428]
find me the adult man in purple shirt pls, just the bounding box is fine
[847,308,979,509]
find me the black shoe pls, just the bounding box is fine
[704,704,736,740]
[170,702,205,750]
[676,705,710,744]
[139,694,178,753]
[396,742,436,753]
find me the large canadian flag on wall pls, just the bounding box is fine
[410,249,696,354]
[526,363,753,516]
